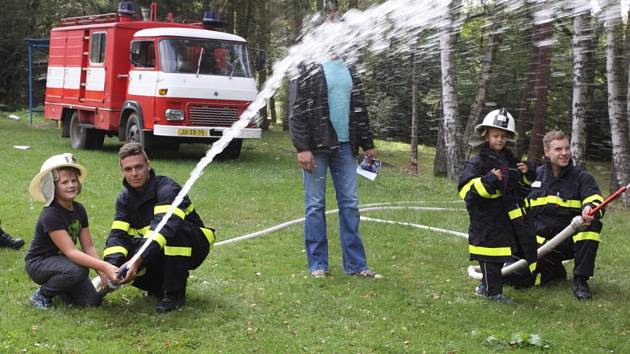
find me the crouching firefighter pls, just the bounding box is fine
[458,108,537,304]
[103,143,215,312]
[525,130,604,301]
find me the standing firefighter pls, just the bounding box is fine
[458,109,536,304]
[103,143,215,312]
[526,130,604,300]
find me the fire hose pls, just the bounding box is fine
[467,183,629,280]
[93,202,466,291]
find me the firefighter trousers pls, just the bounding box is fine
[132,223,213,294]
[535,237,598,284]
[479,261,504,296]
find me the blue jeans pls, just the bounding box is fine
[303,143,368,274]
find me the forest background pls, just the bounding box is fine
[1,0,630,192]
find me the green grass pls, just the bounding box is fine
[1,113,630,353]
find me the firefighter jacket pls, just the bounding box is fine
[458,145,536,263]
[526,160,604,243]
[104,170,215,268]
[288,63,374,156]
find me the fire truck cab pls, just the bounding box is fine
[44,2,260,157]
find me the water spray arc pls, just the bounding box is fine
[115,0,453,279]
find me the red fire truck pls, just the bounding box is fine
[44,2,262,157]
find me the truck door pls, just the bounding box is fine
[63,29,88,101]
[127,40,158,129]
[85,31,107,104]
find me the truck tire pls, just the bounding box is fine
[125,112,153,151]
[217,138,242,159]
[69,111,102,150]
[61,112,70,138]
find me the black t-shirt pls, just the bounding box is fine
[25,201,89,261]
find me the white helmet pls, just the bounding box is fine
[475,108,517,138]
[29,153,87,206]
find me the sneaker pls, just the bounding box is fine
[487,294,515,305]
[474,283,487,296]
[310,269,326,278]
[572,277,592,301]
[156,291,186,313]
[352,269,383,279]
[30,288,54,309]
[0,228,25,250]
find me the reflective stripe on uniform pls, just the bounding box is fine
[573,231,600,242]
[534,273,541,286]
[582,194,604,206]
[529,261,537,273]
[154,205,186,220]
[523,174,532,186]
[201,227,215,246]
[468,245,511,257]
[473,178,501,199]
[143,231,167,248]
[103,246,128,257]
[111,220,130,232]
[458,179,475,199]
[529,196,581,209]
[508,207,523,220]
[536,235,546,244]
[185,203,195,215]
[164,246,192,257]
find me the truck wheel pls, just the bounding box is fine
[61,113,70,138]
[69,111,88,149]
[69,111,102,150]
[125,113,153,151]
[217,138,242,159]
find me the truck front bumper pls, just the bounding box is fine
[153,125,261,139]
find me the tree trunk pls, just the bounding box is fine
[516,29,539,159]
[527,21,553,163]
[439,0,464,181]
[269,95,277,125]
[462,13,502,159]
[258,67,269,130]
[409,54,419,175]
[606,0,630,205]
[570,12,590,169]
[433,122,447,177]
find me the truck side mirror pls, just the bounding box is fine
[254,50,266,72]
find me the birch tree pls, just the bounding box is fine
[462,10,502,159]
[605,0,630,205]
[409,53,419,175]
[570,11,591,169]
[439,0,464,181]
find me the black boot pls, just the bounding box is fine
[0,227,25,250]
[156,291,186,313]
[572,276,592,301]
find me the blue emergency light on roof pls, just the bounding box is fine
[203,11,227,28]
[118,1,135,16]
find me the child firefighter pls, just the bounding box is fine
[457,108,537,304]
[25,153,118,309]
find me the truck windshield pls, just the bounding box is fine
[159,38,252,77]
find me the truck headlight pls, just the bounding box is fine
[165,109,184,121]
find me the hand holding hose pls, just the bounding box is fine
[115,256,143,284]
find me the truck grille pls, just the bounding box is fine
[188,105,240,127]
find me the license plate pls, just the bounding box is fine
[177,128,208,136]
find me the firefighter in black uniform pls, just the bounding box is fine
[104,143,215,312]
[526,130,603,300]
[458,109,537,304]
